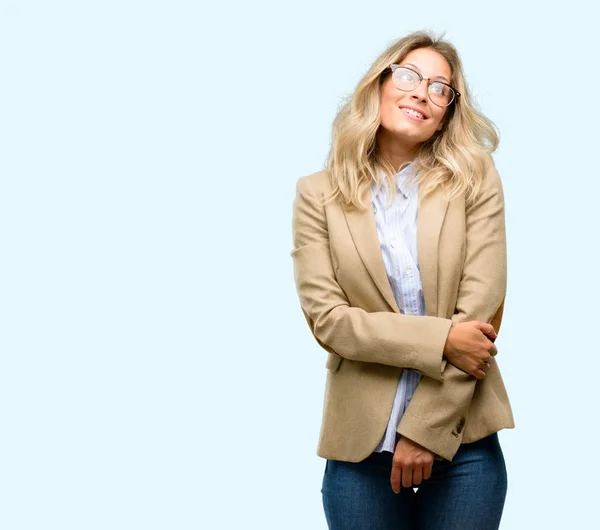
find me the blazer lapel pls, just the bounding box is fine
[342,182,450,318]
[342,186,400,313]
[417,186,449,317]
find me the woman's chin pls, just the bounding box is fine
[387,128,428,146]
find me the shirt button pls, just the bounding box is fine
[404,267,410,275]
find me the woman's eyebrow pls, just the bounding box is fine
[401,62,450,83]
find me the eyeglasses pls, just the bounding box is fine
[387,64,460,108]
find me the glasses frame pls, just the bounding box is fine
[386,64,461,107]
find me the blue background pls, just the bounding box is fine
[1,1,598,528]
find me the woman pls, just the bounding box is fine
[291,31,515,529]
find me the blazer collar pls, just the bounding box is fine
[342,181,449,316]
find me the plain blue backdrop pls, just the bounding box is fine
[1,1,599,528]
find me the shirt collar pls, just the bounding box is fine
[373,160,417,201]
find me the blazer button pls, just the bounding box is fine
[456,417,465,434]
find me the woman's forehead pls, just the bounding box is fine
[399,48,452,80]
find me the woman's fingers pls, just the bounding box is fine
[390,462,402,493]
[470,359,488,378]
[391,463,420,491]
[476,358,491,378]
[423,459,433,480]
[412,465,423,486]
[401,465,414,489]
[474,320,496,339]
[391,438,436,492]
[472,336,494,378]
[448,326,495,378]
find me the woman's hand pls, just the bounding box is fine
[390,436,434,492]
[443,321,497,379]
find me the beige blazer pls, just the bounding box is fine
[291,154,514,462]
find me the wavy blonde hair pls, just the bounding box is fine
[325,30,499,209]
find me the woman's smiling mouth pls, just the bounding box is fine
[399,106,427,121]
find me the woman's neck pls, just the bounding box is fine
[377,130,420,172]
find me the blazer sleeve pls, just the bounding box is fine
[397,154,507,462]
[291,175,453,382]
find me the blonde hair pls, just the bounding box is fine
[325,30,499,209]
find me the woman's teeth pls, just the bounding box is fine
[401,108,424,119]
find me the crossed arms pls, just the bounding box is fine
[291,155,506,461]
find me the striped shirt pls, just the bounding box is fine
[371,161,425,454]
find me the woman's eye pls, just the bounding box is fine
[430,83,445,95]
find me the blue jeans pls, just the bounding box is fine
[321,433,507,529]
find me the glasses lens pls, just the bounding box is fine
[392,67,419,91]
[428,82,455,107]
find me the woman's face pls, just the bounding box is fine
[379,47,452,147]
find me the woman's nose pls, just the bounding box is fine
[411,81,429,102]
